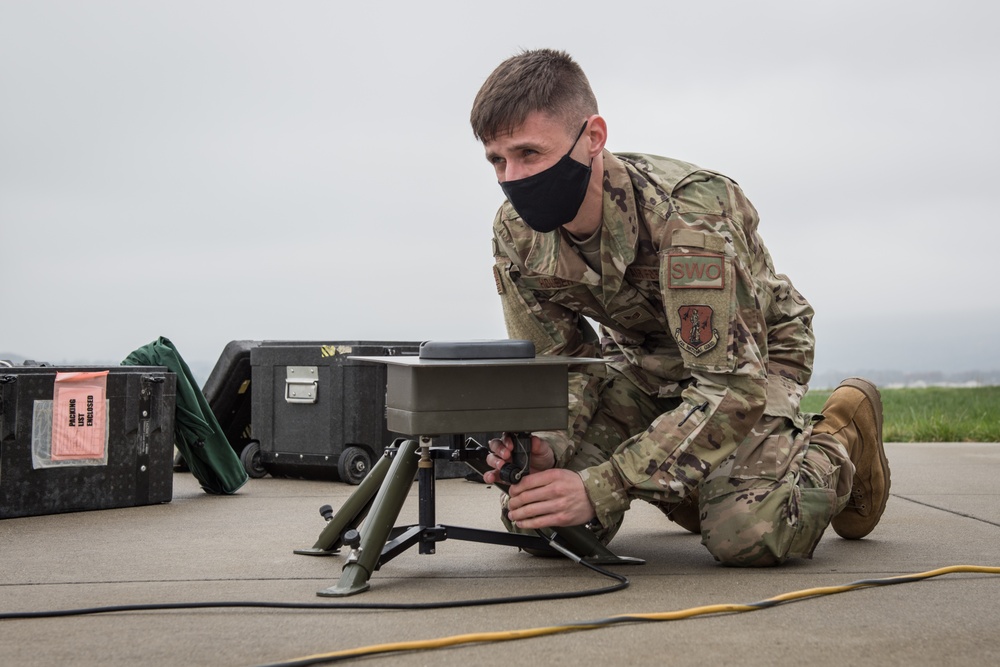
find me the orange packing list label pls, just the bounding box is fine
[51,371,109,460]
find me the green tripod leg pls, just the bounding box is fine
[316,438,420,597]
[294,448,395,556]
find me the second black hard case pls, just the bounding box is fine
[250,341,420,484]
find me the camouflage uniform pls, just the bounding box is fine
[492,151,855,566]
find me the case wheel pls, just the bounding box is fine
[240,441,268,478]
[337,446,371,485]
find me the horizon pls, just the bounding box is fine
[4,346,999,393]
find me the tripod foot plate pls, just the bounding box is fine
[583,554,645,566]
[317,581,371,597]
[293,547,339,557]
[316,562,373,597]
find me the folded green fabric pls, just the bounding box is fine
[123,336,247,494]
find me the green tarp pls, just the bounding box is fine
[122,336,247,494]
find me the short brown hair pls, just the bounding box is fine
[470,49,598,143]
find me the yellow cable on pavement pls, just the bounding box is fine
[260,565,1000,667]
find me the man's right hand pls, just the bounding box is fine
[482,433,555,485]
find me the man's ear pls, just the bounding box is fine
[585,114,608,158]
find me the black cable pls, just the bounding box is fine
[0,555,628,621]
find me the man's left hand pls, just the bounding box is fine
[505,468,597,529]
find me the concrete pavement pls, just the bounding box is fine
[2,442,999,666]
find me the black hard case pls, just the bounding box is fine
[250,341,421,482]
[202,340,259,458]
[0,365,176,519]
[249,341,491,484]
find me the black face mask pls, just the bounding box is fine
[500,121,591,233]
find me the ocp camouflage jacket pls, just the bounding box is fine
[491,150,816,526]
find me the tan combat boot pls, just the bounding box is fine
[814,377,890,539]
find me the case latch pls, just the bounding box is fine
[285,366,318,404]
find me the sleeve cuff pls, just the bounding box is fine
[578,460,631,528]
[532,430,576,468]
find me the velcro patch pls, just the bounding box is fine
[529,276,576,289]
[671,228,726,252]
[667,254,725,289]
[625,266,659,282]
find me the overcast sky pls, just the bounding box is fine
[2,0,997,381]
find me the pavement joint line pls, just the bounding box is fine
[893,493,1000,529]
[0,577,336,588]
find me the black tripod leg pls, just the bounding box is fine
[550,525,645,565]
[460,439,643,564]
[317,438,420,597]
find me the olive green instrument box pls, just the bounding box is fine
[0,365,176,519]
[249,341,479,485]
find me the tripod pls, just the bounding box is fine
[294,343,643,597]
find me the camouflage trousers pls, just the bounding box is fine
[503,371,855,567]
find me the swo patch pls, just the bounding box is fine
[667,254,725,290]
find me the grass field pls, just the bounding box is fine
[802,385,1000,443]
